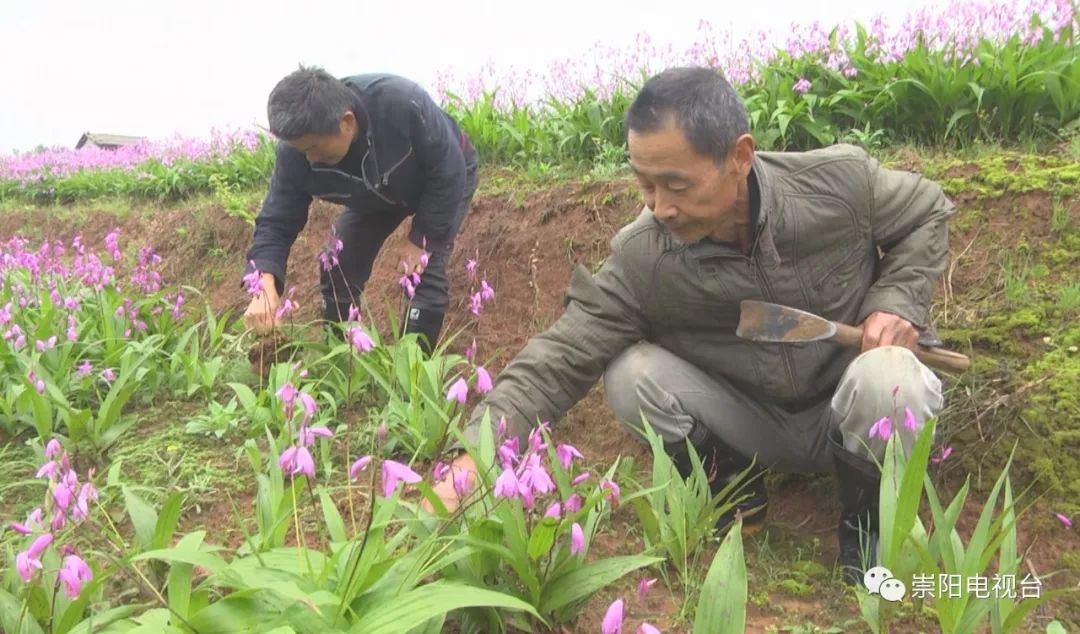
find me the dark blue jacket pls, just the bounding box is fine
[244,73,476,292]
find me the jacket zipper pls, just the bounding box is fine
[380,146,413,186]
[750,257,801,399]
[311,161,401,207]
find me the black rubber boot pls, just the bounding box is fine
[829,428,882,586]
[665,422,768,531]
[403,307,446,356]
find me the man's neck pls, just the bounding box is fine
[708,176,756,254]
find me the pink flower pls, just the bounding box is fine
[10,522,32,535]
[571,473,590,486]
[36,462,57,483]
[637,625,660,634]
[564,493,583,513]
[76,360,92,378]
[278,446,298,473]
[465,339,477,362]
[53,482,74,510]
[350,456,372,480]
[16,533,53,582]
[453,469,472,497]
[16,550,43,582]
[399,275,416,299]
[293,447,315,478]
[73,482,98,521]
[447,377,468,403]
[350,327,375,353]
[433,462,450,482]
[243,262,263,297]
[931,446,953,464]
[45,438,62,458]
[58,555,93,598]
[299,424,333,447]
[101,368,116,383]
[528,423,549,453]
[544,502,562,518]
[557,444,583,470]
[638,577,657,599]
[498,438,519,469]
[1057,513,1073,528]
[469,292,483,316]
[601,479,621,507]
[465,258,478,279]
[277,383,296,419]
[377,424,388,444]
[480,279,495,302]
[793,77,812,93]
[521,453,556,494]
[868,416,892,440]
[570,522,585,555]
[903,407,919,432]
[496,417,508,437]
[26,505,43,531]
[381,460,422,498]
[297,392,317,424]
[494,468,520,498]
[475,366,493,393]
[601,598,624,634]
[51,509,66,531]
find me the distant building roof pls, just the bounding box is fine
[75,132,146,150]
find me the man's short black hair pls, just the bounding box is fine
[267,65,359,140]
[625,67,750,165]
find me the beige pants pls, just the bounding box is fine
[603,343,944,473]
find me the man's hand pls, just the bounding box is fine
[423,452,478,514]
[399,240,428,276]
[860,311,919,351]
[243,273,281,335]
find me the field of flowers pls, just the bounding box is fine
[1,0,1078,631]
[0,0,1077,204]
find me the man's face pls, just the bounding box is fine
[628,118,754,244]
[286,112,357,166]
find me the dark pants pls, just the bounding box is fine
[320,155,479,321]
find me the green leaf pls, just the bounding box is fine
[407,614,446,634]
[0,588,45,634]
[166,532,205,621]
[539,555,663,614]
[131,543,228,577]
[694,520,747,634]
[64,604,150,634]
[229,382,259,412]
[185,590,284,633]
[527,517,559,561]
[154,492,185,549]
[318,487,347,544]
[123,485,159,551]
[350,581,542,634]
[883,419,935,568]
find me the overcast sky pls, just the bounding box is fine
[1,0,937,153]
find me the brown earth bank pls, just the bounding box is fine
[1,162,1076,632]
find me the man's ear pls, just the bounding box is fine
[340,111,357,137]
[732,133,756,177]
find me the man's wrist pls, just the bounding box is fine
[259,273,280,297]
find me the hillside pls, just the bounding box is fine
[2,145,1076,631]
